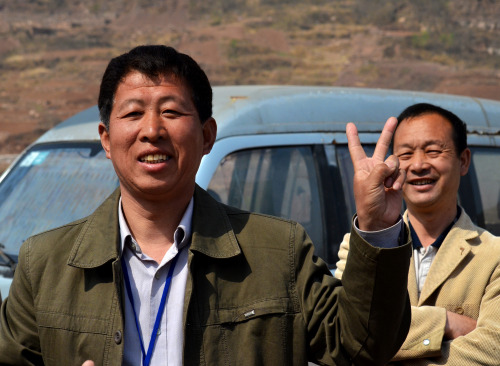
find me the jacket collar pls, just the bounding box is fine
[405,208,480,305]
[67,188,122,269]
[189,185,241,259]
[67,185,241,268]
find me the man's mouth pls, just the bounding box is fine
[139,154,170,164]
[409,179,434,186]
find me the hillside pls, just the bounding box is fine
[1,0,499,171]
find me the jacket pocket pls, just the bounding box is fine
[37,311,112,365]
[200,298,301,365]
[38,310,109,334]
[211,297,293,325]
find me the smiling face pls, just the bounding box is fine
[393,113,470,215]
[99,70,216,204]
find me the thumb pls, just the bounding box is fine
[382,155,399,188]
[370,160,396,187]
[82,361,95,366]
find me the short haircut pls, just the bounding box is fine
[98,45,212,129]
[396,103,468,154]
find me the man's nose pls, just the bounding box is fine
[409,150,428,171]
[139,113,167,142]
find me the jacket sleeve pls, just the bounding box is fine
[392,305,447,360]
[296,223,412,365]
[0,238,43,365]
[393,264,500,365]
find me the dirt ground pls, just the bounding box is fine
[1,2,499,173]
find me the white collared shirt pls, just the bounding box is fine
[119,198,192,366]
[414,246,438,296]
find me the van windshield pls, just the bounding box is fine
[0,143,119,260]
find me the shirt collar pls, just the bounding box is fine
[118,197,194,256]
[410,206,461,250]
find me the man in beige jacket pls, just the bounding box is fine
[335,103,500,365]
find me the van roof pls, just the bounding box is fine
[36,85,500,144]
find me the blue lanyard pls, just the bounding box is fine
[121,253,179,366]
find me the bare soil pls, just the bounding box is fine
[1,1,499,172]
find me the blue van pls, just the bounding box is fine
[1,86,500,298]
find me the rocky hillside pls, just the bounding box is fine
[1,0,499,171]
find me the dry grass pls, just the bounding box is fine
[0,0,499,155]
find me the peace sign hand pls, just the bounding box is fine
[346,117,406,231]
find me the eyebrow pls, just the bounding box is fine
[394,140,446,150]
[115,98,145,108]
[115,95,194,112]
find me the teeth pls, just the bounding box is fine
[412,179,433,185]
[140,154,169,164]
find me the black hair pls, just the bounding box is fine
[98,45,212,129]
[396,103,468,154]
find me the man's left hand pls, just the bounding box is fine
[346,117,406,231]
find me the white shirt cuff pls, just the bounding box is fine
[354,216,404,248]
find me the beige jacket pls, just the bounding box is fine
[335,210,500,365]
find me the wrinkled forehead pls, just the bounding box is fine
[118,69,188,90]
[395,113,454,140]
[111,70,195,110]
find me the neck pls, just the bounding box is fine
[408,202,457,248]
[120,189,193,263]
[407,204,457,248]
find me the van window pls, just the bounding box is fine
[0,143,119,258]
[329,144,376,225]
[207,146,324,252]
[207,144,380,265]
[467,147,500,235]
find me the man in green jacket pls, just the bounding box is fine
[0,45,411,365]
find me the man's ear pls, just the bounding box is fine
[98,122,111,159]
[460,148,471,176]
[202,117,217,155]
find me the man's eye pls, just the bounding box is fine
[398,152,412,160]
[427,150,441,156]
[124,111,142,118]
[163,109,182,117]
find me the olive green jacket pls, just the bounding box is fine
[0,186,411,365]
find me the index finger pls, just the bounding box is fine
[346,122,367,166]
[372,117,398,162]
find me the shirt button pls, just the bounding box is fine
[114,330,122,344]
[455,307,464,315]
[155,272,160,280]
[423,339,430,346]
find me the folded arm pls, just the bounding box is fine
[393,264,500,365]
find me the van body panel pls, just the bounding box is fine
[33,86,499,148]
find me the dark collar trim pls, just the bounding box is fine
[410,207,462,250]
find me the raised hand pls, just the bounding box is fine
[346,117,406,231]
